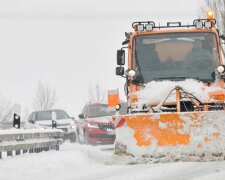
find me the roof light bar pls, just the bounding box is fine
[132,21,155,32]
[132,19,216,31]
[204,21,212,29]
[145,24,153,31]
[195,20,203,29]
[137,24,144,31]
[167,22,182,27]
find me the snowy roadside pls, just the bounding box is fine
[0,142,225,180]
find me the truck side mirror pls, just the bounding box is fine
[117,50,125,65]
[116,67,124,76]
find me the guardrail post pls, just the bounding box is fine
[52,120,57,129]
[16,150,20,155]
[13,113,20,129]
[56,145,59,151]
[52,111,57,129]
[29,149,33,153]
[0,152,2,159]
[7,151,12,157]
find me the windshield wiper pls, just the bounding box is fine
[153,76,213,83]
[154,76,187,81]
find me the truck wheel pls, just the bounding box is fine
[70,133,76,143]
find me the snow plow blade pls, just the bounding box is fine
[113,111,225,162]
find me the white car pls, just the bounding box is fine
[27,109,76,142]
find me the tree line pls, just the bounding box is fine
[203,0,224,33]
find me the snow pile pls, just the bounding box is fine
[133,79,223,106]
[1,143,225,179]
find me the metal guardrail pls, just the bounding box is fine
[0,121,25,130]
[0,129,63,159]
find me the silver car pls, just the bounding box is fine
[27,109,76,142]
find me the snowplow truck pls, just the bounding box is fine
[112,12,225,162]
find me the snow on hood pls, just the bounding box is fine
[87,116,113,124]
[133,79,223,106]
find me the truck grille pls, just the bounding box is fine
[98,123,115,131]
[59,128,68,133]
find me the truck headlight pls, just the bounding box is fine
[115,104,121,110]
[217,65,225,73]
[87,123,99,129]
[126,69,136,78]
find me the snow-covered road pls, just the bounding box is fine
[1,142,225,180]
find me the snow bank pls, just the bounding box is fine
[1,143,225,180]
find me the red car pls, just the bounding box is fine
[76,103,126,145]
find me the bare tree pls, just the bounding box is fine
[202,0,225,33]
[0,97,13,122]
[201,0,225,56]
[214,0,225,33]
[22,106,31,122]
[87,83,106,103]
[33,81,57,111]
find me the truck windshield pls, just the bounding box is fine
[133,32,219,82]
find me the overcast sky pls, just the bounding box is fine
[0,0,204,118]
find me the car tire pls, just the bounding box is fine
[77,130,84,144]
[70,133,76,143]
[84,131,90,145]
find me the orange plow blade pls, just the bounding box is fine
[113,111,225,162]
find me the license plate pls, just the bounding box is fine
[107,130,115,135]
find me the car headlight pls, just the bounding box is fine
[70,122,76,129]
[87,123,99,129]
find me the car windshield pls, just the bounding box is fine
[133,32,219,83]
[87,103,127,118]
[36,110,70,121]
